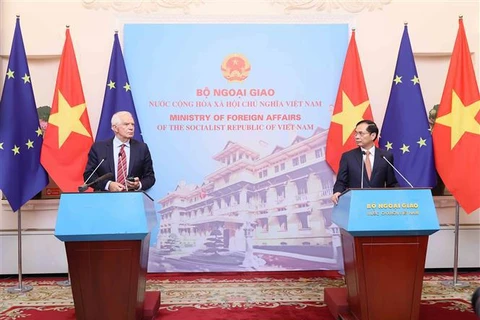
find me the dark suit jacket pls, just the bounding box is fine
[83,138,155,191]
[333,147,398,194]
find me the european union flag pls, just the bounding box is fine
[96,33,143,141]
[380,25,436,188]
[0,17,49,211]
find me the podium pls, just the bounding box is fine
[55,192,160,320]
[324,188,439,320]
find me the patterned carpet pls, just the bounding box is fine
[0,271,479,319]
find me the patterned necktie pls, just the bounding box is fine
[365,150,372,180]
[117,144,127,186]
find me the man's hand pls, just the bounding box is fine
[126,177,140,191]
[108,181,126,192]
[331,192,342,205]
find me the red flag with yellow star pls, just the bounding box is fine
[432,18,480,214]
[40,28,93,192]
[326,30,375,173]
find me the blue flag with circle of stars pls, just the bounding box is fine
[380,25,436,188]
[0,17,49,212]
[96,33,143,142]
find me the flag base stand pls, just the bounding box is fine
[56,280,71,287]
[440,280,469,288]
[441,202,470,288]
[6,284,32,294]
[6,209,33,294]
[57,272,71,287]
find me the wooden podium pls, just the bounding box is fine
[55,192,160,320]
[324,188,439,320]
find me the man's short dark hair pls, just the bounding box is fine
[356,120,379,141]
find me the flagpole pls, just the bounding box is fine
[441,201,468,288]
[6,209,33,293]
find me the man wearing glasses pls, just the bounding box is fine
[331,120,398,204]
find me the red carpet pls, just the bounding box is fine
[1,300,478,320]
[1,271,478,320]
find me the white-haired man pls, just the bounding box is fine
[83,111,155,192]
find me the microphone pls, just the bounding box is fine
[82,158,105,186]
[361,151,365,189]
[382,155,414,188]
[78,172,114,192]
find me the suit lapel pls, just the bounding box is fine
[128,139,137,176]
[106,139,115,174]
[354,148,370,186]
[370,147,381,182]
[354,148,363,168]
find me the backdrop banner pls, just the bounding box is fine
[124,23,348,272]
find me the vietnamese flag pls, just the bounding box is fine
[40,28,93,192]
[432,18,480,214]
[326,30,375,174]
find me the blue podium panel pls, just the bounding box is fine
[332,188,439,236]
[55,192,156,242]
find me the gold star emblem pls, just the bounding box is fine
[25,139,34,149]
[385,141,393,151]
[435,90,480,149]
[417,137,427,147]
[400,144,410,154]
[393,75,402,85]
[107,80,116,90]
[36,127,43,136]
[0,142,4,150]
[6,68,14,79]
[12,145,20,155]
[22,73,31,84]
[411,75,420,85]
[48,90,91,148]
[331,91,370,145]
[123,82,131,92]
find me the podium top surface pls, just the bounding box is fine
[332,188,439,236]
[55,192,156,242]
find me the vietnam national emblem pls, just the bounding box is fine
[221,54,251,82]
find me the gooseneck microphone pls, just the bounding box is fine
[382,155,414,188]
[78,172,114,192]
[82,158,105,186]
[361,151,365,189]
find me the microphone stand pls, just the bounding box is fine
[441,201,469,288]
[6,208,32,293]
[382,156,414,188]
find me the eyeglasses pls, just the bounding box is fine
[354,131,370,136]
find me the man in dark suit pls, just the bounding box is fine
[331,120,398,204]
[83,111,155,192]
